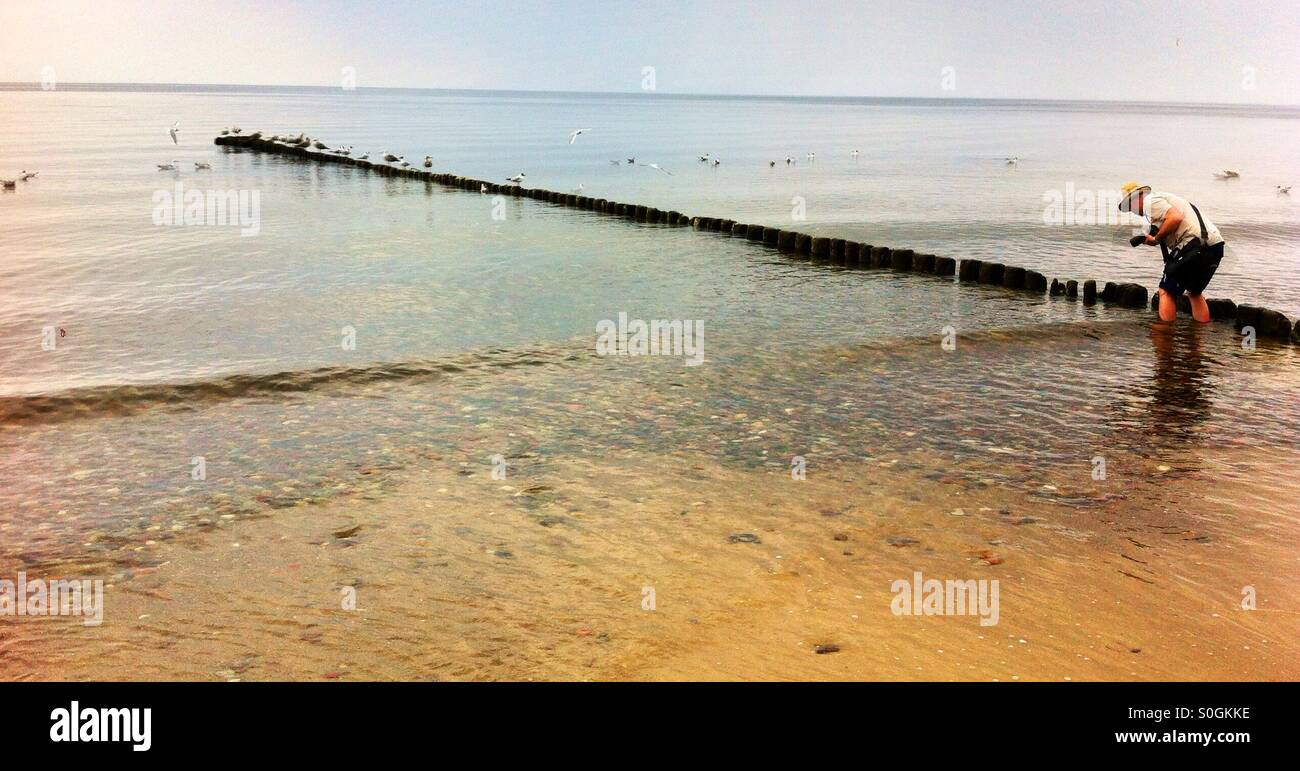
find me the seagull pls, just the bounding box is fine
[806,152,816,162]
[1,179,15,190]
[568,129,591,145]
[312,140,329,150]
[626,157,636,164]
[506,173,526,184]
[169,121,180,145]
[399,159,411,169]
[785,156,793,165]
[769,161,776,168]
[608,160,621,165]
[247,131,262,140]
[698,154,710,163]
[638,162,672,175]
[711,158,720,167]
[423,156,432,168]
[850,149,860,159]
[194,162,211,170]
[19,170,38,180]
[1005,156,1020,166]
[1277,185,1291,194]
[335,146,352,156]
[231,126,242,134]
[383,153,400,163]
[572,183,584,193]
[356,152,370,161]
[480,183,488,193]
[220,128,230,136]
[157,160,178,171]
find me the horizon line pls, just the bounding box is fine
[1,80,1297,111]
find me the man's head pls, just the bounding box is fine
[1118,182,1151,215]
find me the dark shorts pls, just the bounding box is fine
[1159,240,1224,297]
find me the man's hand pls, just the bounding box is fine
[1144,234,1159,246]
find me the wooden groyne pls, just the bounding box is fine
[215,132,1300,345]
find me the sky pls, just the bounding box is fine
[2,0,1297,104]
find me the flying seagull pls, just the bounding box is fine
[638,162,672,175]
[568,129,591,145]
[169,121,180,145]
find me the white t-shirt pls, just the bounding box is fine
[1143,191,1223,249]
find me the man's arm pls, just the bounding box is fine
[1146,207,1184,246]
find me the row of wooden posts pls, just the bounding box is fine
[215,132,1299,344]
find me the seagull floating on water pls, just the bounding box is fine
[568,129,591,145]
[19,170,38,181]
[169,121,180,145]
[785,156,793,165]
[626,157,636,165]
[1005,156,1020,166]
[1278,185,1291,194]
[194,162,211,170]
[850,149,860,159]
[698,154,710,163]
[157,161,178,171]
[1213,169,1240,179]
[711,158,720,167]
[1,179,15,190]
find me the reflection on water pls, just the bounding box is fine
[1145,323,1214,436]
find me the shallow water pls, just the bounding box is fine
[1,86,1298,679]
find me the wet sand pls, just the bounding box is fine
[4,439,1295,681]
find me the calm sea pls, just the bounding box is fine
[1,85,1298,570]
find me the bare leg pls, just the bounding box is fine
[1187,293,1211,323]
[1157,288,1178,322]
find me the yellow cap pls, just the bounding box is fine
[1118,181,1150,211]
